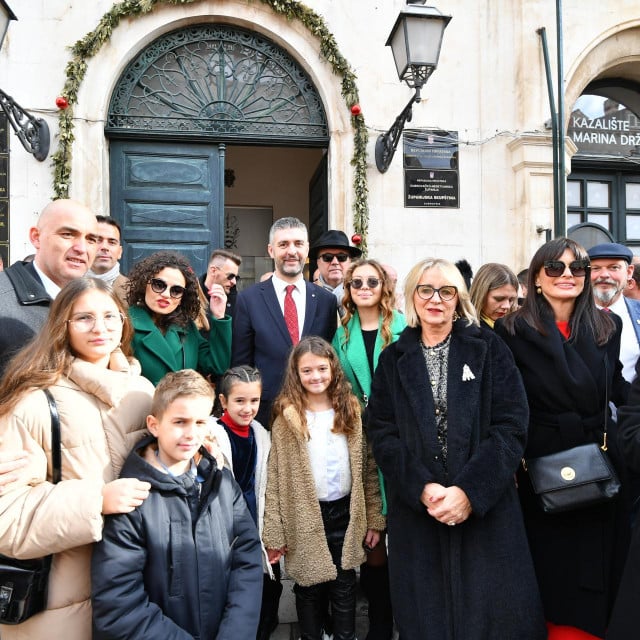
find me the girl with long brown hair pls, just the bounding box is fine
[0,277,154,640]
[263,336,384,640]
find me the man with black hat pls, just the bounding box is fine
[588,242,640,382]
[310,230,362,313]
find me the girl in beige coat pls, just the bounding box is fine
[263,337,384,640]
[0,278,154,640]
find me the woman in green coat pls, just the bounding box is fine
[332,258,405,640]
[126,251,231,385]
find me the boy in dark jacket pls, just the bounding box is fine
[91,369,263,640]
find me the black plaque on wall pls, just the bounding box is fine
[0,199,7,243]
[0,156,8,200]
[0,112,9,264]
[0,113,8,154]
[403,129,459,208]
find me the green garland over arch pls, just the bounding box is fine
[52,0,369,253]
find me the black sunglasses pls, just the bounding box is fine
[212,266,239,281]
[319,253,350,263]
[149,277,186,298]
[349,277,381,289]
[543,260,589,278]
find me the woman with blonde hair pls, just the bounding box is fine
[332,258,405,640]
[367,258,545,639]
[0,277,154,640]
[469,262,519,329]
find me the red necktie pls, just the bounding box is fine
[284,284,299,345]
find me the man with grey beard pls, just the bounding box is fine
[588,242,640,382]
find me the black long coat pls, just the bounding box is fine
[495,315,629,637]
[367,322,546,640]
[604,357,640,639]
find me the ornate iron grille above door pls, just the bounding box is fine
[106,24,328,144]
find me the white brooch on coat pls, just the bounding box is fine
[462,364,475,381]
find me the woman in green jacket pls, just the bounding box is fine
[332,258,405,640]
[126,251,231,385]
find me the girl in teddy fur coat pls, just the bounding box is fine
[263,336,385,640]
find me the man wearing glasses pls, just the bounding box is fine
[310,230,362,312]
[201,249,242,317]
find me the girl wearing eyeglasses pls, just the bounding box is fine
[366,258,546,640]
[496,237,629,638]
[126,251,231,385]
[0,277,154,639]
[331,259,404,640]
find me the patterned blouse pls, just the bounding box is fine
[420,333,451,475]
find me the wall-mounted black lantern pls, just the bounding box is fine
[375,1,450,173]
[0,0,49,161]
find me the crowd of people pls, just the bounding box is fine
[0,199,639,639]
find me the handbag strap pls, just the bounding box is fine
[42,389,62,484]
[602,356,609,451]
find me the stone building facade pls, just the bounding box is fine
[1,0,640,281]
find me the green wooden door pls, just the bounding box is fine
[109,140,224,275]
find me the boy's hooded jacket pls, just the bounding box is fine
[91,436,263,640]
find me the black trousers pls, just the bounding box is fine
[295,495,356,640]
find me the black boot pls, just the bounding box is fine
[256,571,283,640]
[360,563,394,640]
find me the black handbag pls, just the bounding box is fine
[522,357,620,514]
[0,389,61,625]
[523,442,621,514]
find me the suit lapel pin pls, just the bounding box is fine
[462,364,475,381]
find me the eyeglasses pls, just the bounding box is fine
[319,253,350,263]
[543,260,589,278]
[415,285,458,301]
[67,312,124,332]
[349,277,381,289]
[149,277,186,298]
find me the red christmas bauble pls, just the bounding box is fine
[350,104,362,116]
[55,96,69,109]
[352,233,362,245]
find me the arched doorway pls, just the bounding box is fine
[567,83,640,253]
[107,23,329,275]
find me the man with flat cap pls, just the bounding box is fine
[310,229,362,313]
[588,242,640,382]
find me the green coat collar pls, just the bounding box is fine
[333,311,406,402]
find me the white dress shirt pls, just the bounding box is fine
[603,295,639,382]
[271,273,306,341]
[32,261,61,300]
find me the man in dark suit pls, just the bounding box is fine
[232,216,338,427]
[231,216,337,640]
[0,199,99,376]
